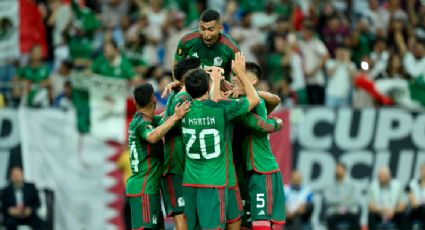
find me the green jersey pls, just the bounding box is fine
[237,98,280,173]
[175,31,240,80]
[181,98,249,187]
[17,65,49,83]
[91,54,135,79]
[163,91,192,175]
[126,113,164,195]
[227,111,281,186]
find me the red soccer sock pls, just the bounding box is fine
[252,221,271,230]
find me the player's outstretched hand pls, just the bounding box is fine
[174,101,191,119]
[225,87,246,98]
[161,81,181,98]
[231,52,246,76]
[205,66,224,82]
[221,80,233,92]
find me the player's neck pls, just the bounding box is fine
[137,108,154,119]
[195,93,209,101]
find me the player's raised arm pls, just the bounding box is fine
[145,101,191,143]
[258,91,281,114]
[206,66,225,101]
[232,52,260,111]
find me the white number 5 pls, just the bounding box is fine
[256,193,265,208]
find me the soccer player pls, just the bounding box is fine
[232,62,286,230]
[174,9,240,81]
[126,83,190,230]
[181,52,260,229]
[161,58,200,230]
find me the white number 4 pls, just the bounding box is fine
[130,141,139,172]
[256,193,265,208]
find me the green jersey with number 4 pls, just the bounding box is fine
[126,113,164,195]
[164,91,192,175]
[175,31,240,80]
[181,98,249,187]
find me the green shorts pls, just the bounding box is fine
[161,174,185,216]
[249,171,286,224]
[227,185,244,223]
[183,186,227,229]
[127,194,164,229]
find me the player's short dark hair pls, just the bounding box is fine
[246,62,263,80]
[200,9,220,22]
[185,69,209,99]
[133,83,154,107]
[174,58,201,81]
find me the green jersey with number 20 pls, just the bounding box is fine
[181,98,249,187]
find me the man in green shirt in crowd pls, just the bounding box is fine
[174,9,240,81]
[181,52,260,229]
[91,41,136,82]
[126,83,190,230]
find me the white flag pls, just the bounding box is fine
[0,0,19,58]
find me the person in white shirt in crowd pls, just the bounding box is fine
[402,39,425,80]
[163,11,190,71]
[369,37,390,79]
[324,162,360,230]
[230,11,262,63]
[325,45,356,107]
[361,0,390,36]
[368,166,408,230]
[298,21,329,105]
[406,162,425,229]
[284,170,314,230]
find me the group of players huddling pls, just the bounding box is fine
[126,9,286,230]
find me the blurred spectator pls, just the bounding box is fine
[320,15,350,57]
[266,35,291,91]
[406,162,425,229]
[284,170,314,230]
[324,162,360,230]
[100,0,130,29]
[91,41,136,81]
[12,45,51,107]
[266,16,291,53]
[402,39,425,80]
[123,32,148,76]
[350,19,374,65]
[0,166,45,230]
[163,11,190,71]
[53,80,73,109]
[369,38,390,79]
[368,166,408,230]
[325,45,356,107]
[251,2,277,31]
[274,0,294,19]
[230,11,262,63]
[50,59,73,99]
[154,74,172,109]
[298,22,329,105]
[361,0,390,35]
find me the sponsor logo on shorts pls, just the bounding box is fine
[178,197,185,207]
[192,52,198,58]
[258,210,265,216]
[152,215,157,224]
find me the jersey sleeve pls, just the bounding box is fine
[234,113,279,133]
[170,93,191,115]
[174,39,188,62]
[164,91,176,117]
[224,98,249,121]
[138,122,154,140]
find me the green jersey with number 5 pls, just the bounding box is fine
[126,113,164,195]
[181,98,249,187]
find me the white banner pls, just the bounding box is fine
[72,73,127,143]
[0,0,19,58]
[20,108,123,230]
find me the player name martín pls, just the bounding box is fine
[183,117,216,126]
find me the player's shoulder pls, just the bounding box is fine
[217,33,240,53]
[174,91,192,102]
[180,30,201,45]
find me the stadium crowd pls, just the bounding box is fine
[0,0,425,109]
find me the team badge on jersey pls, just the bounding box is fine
[178,197,185,207]
[213,56,223,66]
[192,52,199,58]
[152,215,157,224]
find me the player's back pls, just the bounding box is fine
[126,113,164,195]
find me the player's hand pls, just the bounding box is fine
[161,81,180,98]
[231,52,246,76]
[225,87,245,98]
[271,117,283,131]
[221,80,233,92]
[174,101,191,120]
[206,66,224,82]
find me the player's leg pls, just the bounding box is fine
[269,172,286,227]
[197,187,227,230]
[183,186,200,230]
[161,174,187,230]
[128,194,164,229]
[226,185,244,230]
[249,172,272,230]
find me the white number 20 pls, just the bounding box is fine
[182,128,220,159]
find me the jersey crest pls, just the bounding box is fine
[213,56,223,66]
